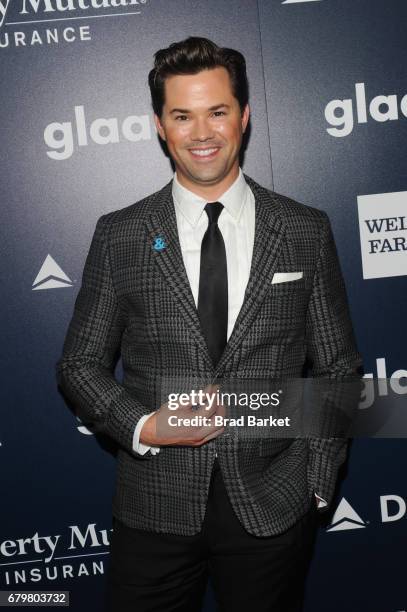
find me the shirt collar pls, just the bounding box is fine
[172,168,248,228]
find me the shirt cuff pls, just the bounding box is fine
[133,412,161,456]
[314,493,328,508]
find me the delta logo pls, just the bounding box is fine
[327,498,367,532]
[32,254,73,290]
[327,495,407,532]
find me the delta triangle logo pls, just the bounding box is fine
[327,498,367,532]
[32,254,73,290]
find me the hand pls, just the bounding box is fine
[140,383,226,447]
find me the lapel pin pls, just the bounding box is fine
[153,235,166,251]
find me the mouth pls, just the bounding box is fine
[188,147,221,161]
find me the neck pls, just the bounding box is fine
[175,166,240,201]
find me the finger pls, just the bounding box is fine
[199,426,225,445]
[215,399,227,416]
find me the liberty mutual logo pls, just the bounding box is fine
[0,0,148,50]
[0,0,10,28]
[0,0,143,28]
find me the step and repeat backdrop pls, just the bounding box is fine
[1,0,406,610]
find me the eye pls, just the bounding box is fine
[174,115,189,121]
[212,110,226,117]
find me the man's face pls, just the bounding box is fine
[154,67,249,189]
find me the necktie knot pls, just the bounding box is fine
[204,202,224,225]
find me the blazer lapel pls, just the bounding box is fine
[213,176,286,376]
[145,181,214,371]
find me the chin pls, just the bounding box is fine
[191,166,230,184]
[194,172,222,182]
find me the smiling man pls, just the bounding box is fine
[153,64,249,198]
[56,37,362,612]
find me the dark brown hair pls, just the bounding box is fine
[148,37,249,117]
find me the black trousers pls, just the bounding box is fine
[106,459,319,612]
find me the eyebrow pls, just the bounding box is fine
[169,104,230,114]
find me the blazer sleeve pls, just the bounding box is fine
[305,210,363,508]
[55,214,151,456]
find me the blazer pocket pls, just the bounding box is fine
[272,272,303,285]
[267,277,307,293]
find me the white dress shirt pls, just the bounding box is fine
[130,168,327,509]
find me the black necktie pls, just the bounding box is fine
[197,202,228,367]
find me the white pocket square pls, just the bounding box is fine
[271,272,303,284]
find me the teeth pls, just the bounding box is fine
[190,148,218,157]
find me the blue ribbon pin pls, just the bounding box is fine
[153,235,166,251]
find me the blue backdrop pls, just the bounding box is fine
[1,1,406,610]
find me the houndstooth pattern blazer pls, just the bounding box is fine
[56,174,363,536]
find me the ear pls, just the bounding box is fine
[154,113,166,141]
[241,103,250,133]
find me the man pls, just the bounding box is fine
[56,37,362,612]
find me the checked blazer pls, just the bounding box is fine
[56,174,363,537]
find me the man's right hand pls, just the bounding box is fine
[139,384,225,447]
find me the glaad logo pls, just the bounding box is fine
[327,498,367,532]
[44,105,152,160]
[325,83,407,137]
[328,495,407,533]
[32,254,73,290]
[357,191,407,280]
[360,357,407,409]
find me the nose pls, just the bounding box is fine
[190,116,214,142]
